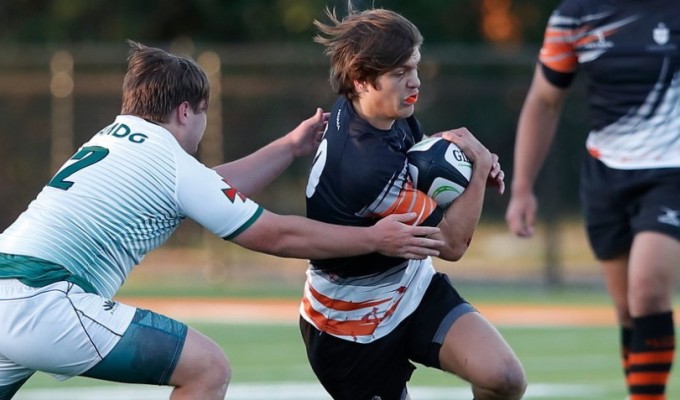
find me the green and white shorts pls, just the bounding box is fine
[0,279,187,389]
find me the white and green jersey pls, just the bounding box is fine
[0,115,262,298]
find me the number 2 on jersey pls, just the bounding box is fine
[48,146,109,190]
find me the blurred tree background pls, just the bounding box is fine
[0,0,588,283]
[0,0,553,44]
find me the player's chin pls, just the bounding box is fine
[398,105,415,118]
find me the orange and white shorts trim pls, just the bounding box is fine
[300,258,435,343]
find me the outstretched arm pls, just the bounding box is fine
[213,108,329,197]
[505,65,567,238]
[231,210,443,260]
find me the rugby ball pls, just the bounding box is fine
[407,137,472,208]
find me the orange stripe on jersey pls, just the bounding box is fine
[574,35,598,48]
[302,296,377,336]
[302,295,404,337]
[379,181,437,225]
[628,371,670,385]
[587,146,602,159]
[539,28,578,73]
[574,25,619,48]
[307,283,391,311]
[629,350,675,365]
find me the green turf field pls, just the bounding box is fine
[14,281,680,399]
[16,322,679,400]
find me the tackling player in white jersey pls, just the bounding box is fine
[0,41,443,400]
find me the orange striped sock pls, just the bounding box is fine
[628,312,674,400]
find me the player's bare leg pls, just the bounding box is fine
[626,232,678,399]
[168,328,230,400]
[628,232,677,317]
[601,255,634,385]
[602,233,679,399]
[438,313,526,400]
[601,254,631,326]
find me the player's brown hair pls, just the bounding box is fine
[314,2,423,99]
[121,40,210,123]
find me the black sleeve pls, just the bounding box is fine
[541,62,576,89]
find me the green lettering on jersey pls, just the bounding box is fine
[48,146,109,190]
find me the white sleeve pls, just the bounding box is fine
[175,151,263,239]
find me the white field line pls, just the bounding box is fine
[15,382,605,400]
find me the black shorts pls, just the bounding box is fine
[299,272,475,400]
[580,154,680,260]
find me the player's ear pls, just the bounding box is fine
[176,101,191,123]
[354,80,368,94]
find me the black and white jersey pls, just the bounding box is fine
[301,97,443,342]
[305,97,443,277]
[539,0,680,169]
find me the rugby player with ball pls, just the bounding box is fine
[299,3,526,400]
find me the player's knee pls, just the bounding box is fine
[177,343,231,396]
[629,285,672,315]
[484,358,527,400]
[202,351,231,393]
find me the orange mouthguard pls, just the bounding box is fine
[405,95,418,104]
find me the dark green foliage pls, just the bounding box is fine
[0,0,559,44]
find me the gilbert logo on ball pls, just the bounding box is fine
[407,137,472,208]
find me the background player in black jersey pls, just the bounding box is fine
[506,1,680,399]
[299,3,526,400]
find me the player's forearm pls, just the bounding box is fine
[512,72,565,195]
[437,163,488,260]
[212,136,295,197]
[512,111,559,194]
[257,214,377,259]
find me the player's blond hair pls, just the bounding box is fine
[121,40,210,123]
[314,2,423,99]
